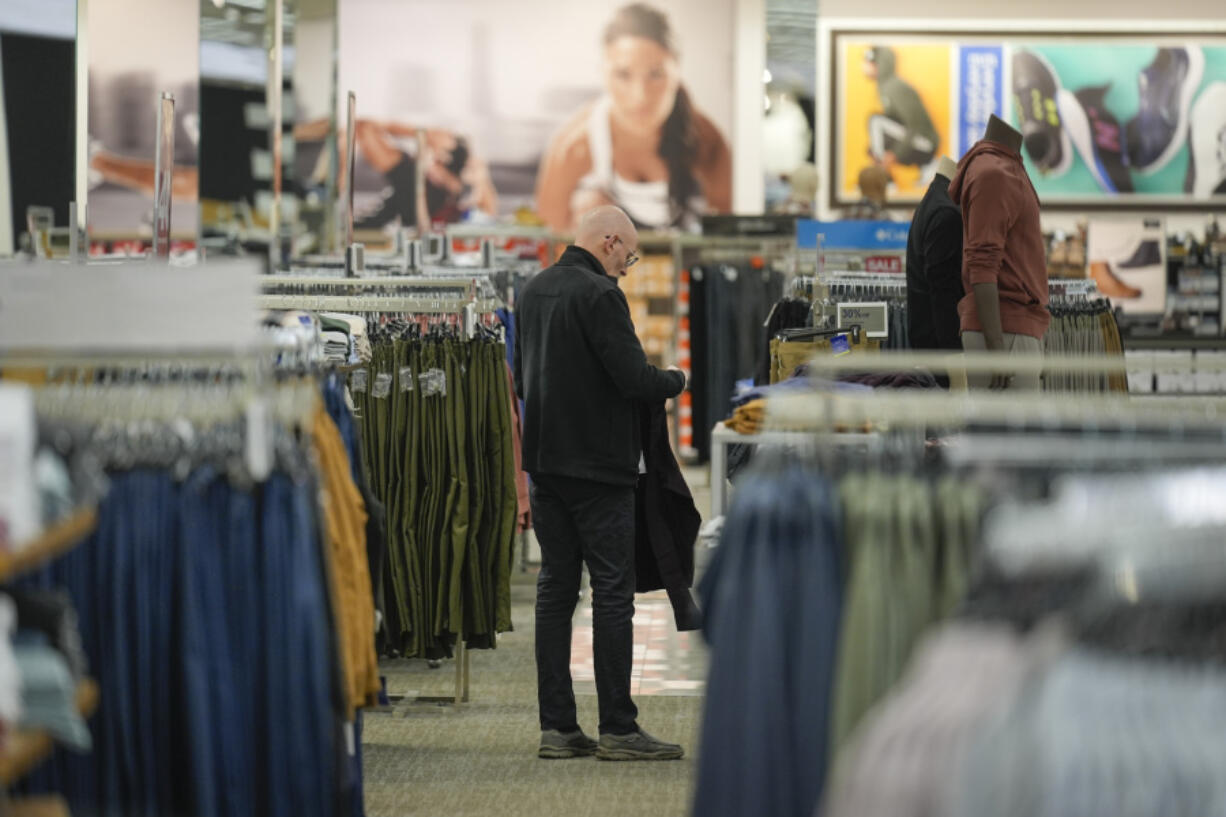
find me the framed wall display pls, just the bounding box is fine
[819,19,1226,212]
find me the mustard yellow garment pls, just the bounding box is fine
[312,405,381,717]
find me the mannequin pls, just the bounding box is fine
[983,113,1023,153]
[905,154,964,358]
[948,114,1050,390]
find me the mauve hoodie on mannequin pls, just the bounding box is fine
[948,140,1050,339]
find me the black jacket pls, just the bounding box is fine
[905,174,964,351]
[634,401,703,631]
[514,246,685,486]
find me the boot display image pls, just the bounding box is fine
[1088,219,1168,315]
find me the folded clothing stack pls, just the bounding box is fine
[725,399,766,434]
[321,313,372,364]
[0,588,92,753]
[321,330,353,364]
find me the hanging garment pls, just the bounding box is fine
[355,333,519,659]
[1041,298,1126,393]
[312,403,380,717]
[757,298,813,385]
[689,263,785,460]
[634,400,702,632]
[325,375,389,641]
[694,457,845,817]
[828,474,981,755]
[697,456,985,817]
[952,649,1226,817]
[505,362,531,532]
[820,622,1059,817]
[22,467,344,817]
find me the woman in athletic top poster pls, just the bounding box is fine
[535,3,732,232]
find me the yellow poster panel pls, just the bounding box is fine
[841,42,952,202]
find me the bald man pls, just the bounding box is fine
[514,205,687,761]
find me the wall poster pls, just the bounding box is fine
[827,25,1226,211]
[339,0,736,233]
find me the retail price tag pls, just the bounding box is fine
[399,366,415,393]
[372,373,392,399]
[831,334,851,356]
[837,302,889,339]
[351,369,368,393]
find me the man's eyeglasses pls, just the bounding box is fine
[606,235,640,269]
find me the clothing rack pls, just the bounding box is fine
[2,362,373,814]
[257,294,502,316]
[258,275,504,343]
[706,351,1226,517]
[698,350,1226,817]
[259,277,515,704]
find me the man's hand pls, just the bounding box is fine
[667,366,688,391]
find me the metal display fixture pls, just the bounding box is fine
[152,92,175,259]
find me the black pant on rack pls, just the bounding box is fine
[530,473,638,736]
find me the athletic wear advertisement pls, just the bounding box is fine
[838,40,954,203]
[339,0,735,233]
[830,29,1226,210]
[1011,44,1226,203]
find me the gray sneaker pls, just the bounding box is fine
[538,729,599,759]
[596,729,684,761]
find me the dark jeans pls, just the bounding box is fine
[530,474,638,736]
[21,467,341,817]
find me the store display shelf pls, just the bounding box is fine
[0,508,98,584]
[0,678,99,786]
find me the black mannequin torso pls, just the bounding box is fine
[982,113,1023,153]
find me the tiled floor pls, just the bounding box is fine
[569,465,713,699]
[570,592,707,697]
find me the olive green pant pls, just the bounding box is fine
[828,473,981,755]
[354,337,518,659]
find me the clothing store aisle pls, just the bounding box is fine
[361,466,714,817]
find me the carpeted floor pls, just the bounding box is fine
[362,469,714,817]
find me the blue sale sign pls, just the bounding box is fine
[796,220,910,250]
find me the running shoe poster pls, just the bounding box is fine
[828,27,1226,211]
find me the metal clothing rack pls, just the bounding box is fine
[706,352,1226,528]
[259,273,505,342]
[259,278,505,705]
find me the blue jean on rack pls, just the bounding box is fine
[694,457,845,817]
[20,467,344,817]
